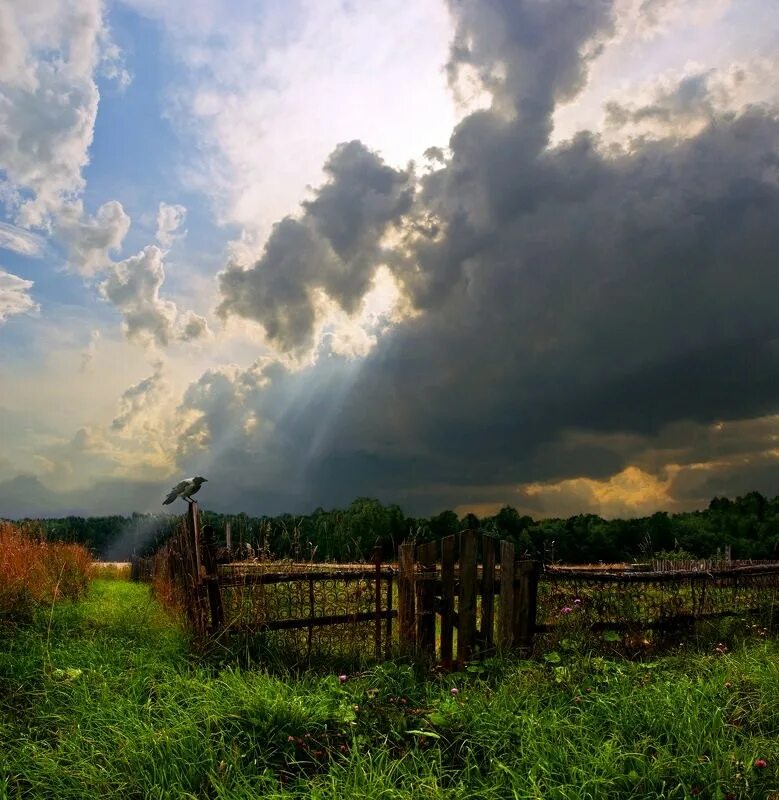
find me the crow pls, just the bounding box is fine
[163,476,208,505]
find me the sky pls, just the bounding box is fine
[1,0,778,520]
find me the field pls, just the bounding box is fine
[2,579,779,799]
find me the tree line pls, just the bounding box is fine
[9,491,779,564]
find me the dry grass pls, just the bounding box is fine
[0,519,93,623]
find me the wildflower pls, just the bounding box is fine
[573,598,582,606]
[724,681,732,689]
[353,704,360,712]
[754,758,768,769]
[339,674,348,684]
[339,744,348,754]
[561,607,573,614]
[287,735,295,742]
[451,687,459,696]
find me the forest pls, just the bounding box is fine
[10,491,779,564]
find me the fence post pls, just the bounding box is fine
[385,561,394,660]
[481,535,497,651]
[373,545,383,661]
[201,524,225,634]
[498,540,515,650]
[398,543,416,654]
[187,501,202,579]
[440,535,456,670]
[457,530,478,667]
[416,540,438,660]
[515,560,539,658]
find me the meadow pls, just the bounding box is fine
[2,576,779,799]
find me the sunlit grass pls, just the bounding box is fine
[1,580,779,798]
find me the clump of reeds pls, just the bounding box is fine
[0,520,92,623]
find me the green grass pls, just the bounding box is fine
[2,581,779,799]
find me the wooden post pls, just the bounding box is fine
[515,560,539,657]
[481,535,497,651]
[416,540,438,659]
[307,577,315,662]
[398,543,416,654]
[457,530,477,667]
[188,501,202,580]
[385,565,394,660]
[440,535,455,670]
[201,524,225,633]
[498,540,515,650]
[225,521,232,554]
[373,545,383,661]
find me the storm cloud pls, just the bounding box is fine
[203,0,779,515]
[218,140,413,354]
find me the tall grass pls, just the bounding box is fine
[3,580,779,798]
[0,520,92,623]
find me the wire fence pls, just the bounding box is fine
[136,511,779,668]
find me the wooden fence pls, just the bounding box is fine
[143,507,779,668]
[396,531,539,668]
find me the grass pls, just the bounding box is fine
[2,581,779,799]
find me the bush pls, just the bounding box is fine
[0,520,92,623]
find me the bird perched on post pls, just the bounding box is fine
[163,476,208,505]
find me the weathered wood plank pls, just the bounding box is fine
[385,570,393,660]
[515,560,539,657]
[440,535,455,669]
[373,545,383,661]
[481,535,496,650]
[499,540,515,650]
[457,530,477,666]
[417,540,438,658]
[398,543,416,653]
[235,610,398,632]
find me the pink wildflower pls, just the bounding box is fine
[754,758,768,769]
[561,606,573,614]
[451,687,459,696]
[339,674,348,683]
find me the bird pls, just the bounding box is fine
[163,476,208,505]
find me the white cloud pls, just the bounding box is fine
[0,0,129,229]
[155,202,187,248]
[56,199,131,275]
[124,0,456,240]
[0,267,38,323]
[0,221,45,257]
[80,328,101,372]
[101,245,210,348]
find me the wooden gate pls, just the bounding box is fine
[397,530,540,669]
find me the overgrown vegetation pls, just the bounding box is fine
[1,580,778,799]
[0,520,92,624]
[8,490,779,564]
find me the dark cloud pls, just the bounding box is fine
[217,140,412,354]
[200,0,779,515]
[446,0,615,142]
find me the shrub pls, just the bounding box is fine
[0,520,92,623]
